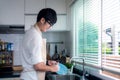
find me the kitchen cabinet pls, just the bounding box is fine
[48,15,67,31]
[25,15,68,31]
[25,0,45,14]
[0,0,24,25]
[24,0,67,31]
[46,0,66,14]
[0,78,20,80]
[25,0,66,14]
[25,15,37,31]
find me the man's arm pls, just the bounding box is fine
[34,62,59,72]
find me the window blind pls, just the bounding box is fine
[102,0,120,74]
[73,0,101,67]
[72,0,120,78]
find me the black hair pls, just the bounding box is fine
[37,8,57,26]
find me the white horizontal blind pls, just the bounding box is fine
[72,0,120,77]
[102,55,120,71]
[83,0,101,66]
[102,0,120,73]
[73,0,101,67]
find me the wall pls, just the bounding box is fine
[0,34,23,65]
[0,32,68,65]
[65,0,75,57]
[43,32,68,57]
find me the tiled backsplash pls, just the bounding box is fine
[43,32,66,57]
[0,32,67,65]
[0,34,24,65]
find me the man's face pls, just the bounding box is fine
[39,18,52,32]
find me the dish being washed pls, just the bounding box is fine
[56,63,68,75]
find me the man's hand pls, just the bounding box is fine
[34,60,59,72]
[48,60,58,66]
[50,64,59,72]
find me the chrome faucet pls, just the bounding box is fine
[70,57,86,80]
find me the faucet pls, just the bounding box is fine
[70,57,86,80]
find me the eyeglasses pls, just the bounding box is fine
[46,20,53,27]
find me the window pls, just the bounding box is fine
[72,0,101,67]
[72,0,120,79]
[102,0,120,78]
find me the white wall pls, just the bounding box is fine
[43,32,68,57]
[65,0,75,57]
[0,32,68,65]
[0,34,23,65]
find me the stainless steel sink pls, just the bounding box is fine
[47,74,81,80]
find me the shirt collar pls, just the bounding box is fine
[34,23,42,36]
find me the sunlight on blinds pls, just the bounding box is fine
[74,0,101,66]
[73,0,120,78]
[102,0,120,73]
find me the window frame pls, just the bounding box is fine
[72,0,120,79]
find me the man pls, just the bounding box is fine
[20,8,59,80]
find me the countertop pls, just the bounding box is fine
[0,65,22,78]
[0,71,20,78]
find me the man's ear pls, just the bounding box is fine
[40,18,45,24]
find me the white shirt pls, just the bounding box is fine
[20,25,44,80]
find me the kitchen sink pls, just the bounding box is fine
[47,74,81,80]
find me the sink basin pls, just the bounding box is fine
[47,74,81,80]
